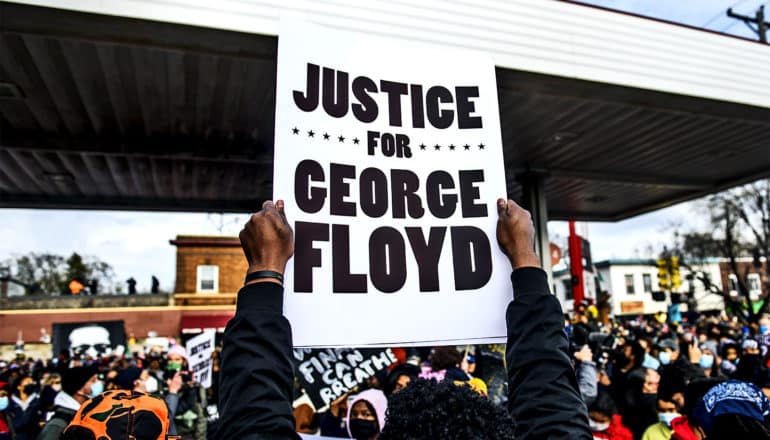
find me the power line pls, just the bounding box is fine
[726,4,770,42]
[703,0,751,28]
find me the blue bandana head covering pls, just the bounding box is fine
[693,380,770,435]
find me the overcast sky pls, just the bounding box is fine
[1,0,762,293]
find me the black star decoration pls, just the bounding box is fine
[449,144,456,151]
[307,130,315,138]
[323,133,330,140]
[478,143,485,150]
[463,144,470,150]
[338,135,345,143]
[292,127,300,135]
[434,144,441,151]
[419,144,426,150]
[353,138,360,145]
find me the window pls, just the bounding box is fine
[196,265,219,293]
[625,274,635,294]
[748,273,761,300]
[728,274,739,297]
[562,279,574,300]
[643,274,652,293]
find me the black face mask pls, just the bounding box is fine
[349,418,379,440]
[23,384,38,395]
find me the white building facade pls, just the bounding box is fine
[554,259,724,316]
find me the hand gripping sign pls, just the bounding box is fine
[274,20,511,347]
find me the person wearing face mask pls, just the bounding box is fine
[696,343,722,379]
[0,382,14,440]
[38,373,61,416]
[587,392,632,440]
[641,394,681,440]
[346,389,387,440]
[9,374,41,440]
[683,380,770,440]
[36,366,100,440]
[114,367,160,395]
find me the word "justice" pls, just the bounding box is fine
[293,63,484,129]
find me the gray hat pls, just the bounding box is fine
[700,340,718,355]
[658,338,679,351]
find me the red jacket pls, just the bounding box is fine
[591,415,633,440]
[670,415,698,440]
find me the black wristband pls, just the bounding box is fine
[244,270,284,284]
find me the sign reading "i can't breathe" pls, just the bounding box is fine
[274,20,511,347]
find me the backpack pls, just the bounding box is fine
[61,391,170,440]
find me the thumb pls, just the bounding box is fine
[497,198,508,217]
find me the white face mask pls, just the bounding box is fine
[144,376,159,394]
[51,384,62,392]
[588,419,610,432]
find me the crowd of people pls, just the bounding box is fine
[1,199,770,439]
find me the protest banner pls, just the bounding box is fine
[52,320,126,358]
[274,20,511,347]
[293,347,397,409]
[185,331,215,388]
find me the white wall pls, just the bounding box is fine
[13,0,770,109]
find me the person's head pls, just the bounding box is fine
[587,392,618,433]
[657,395,681,428]
[61,366,100,403]
[115,367,157,394]
[12,373,35,398]
[742,339,760,356]
[347,389,387,440]
[384,364,420,396]
[166,346,187,371]
[428,347,462,372]
[379,379,514,439]
[689,380,770,439]
[657,338,680,365]
[0,382,9,412]
[723,343,739,362]
[620,341,645,369]
[43,372,62,392]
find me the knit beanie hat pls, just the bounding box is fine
[62,366,97,396]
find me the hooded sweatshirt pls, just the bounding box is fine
[346,389,387,439]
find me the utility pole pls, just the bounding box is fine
[727,5,769,43]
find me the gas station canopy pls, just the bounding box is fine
[1,1,769,220]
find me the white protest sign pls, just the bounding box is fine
[185,331,215,388]
[274,20,512,347]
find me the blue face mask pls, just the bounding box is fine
[0,396,8,411]
[761,326,769,335]
[659,351,671,365]
[659,412,680,427]
[699,354,714,369]
[89,381,104,398]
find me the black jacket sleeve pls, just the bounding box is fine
[217,282,300,440]
[506,267,592,439]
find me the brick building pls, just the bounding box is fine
[719,258,768,301]
[169,235,247,294]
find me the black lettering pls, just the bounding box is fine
[390,169,425,219]
[369,227,407,293]
[322,67,349,118]
[295,160,327,214]
[425,171,457,218]
[426,86,454,129]
[455,86,482,129]
[329,163,356,216]
[459,170,487,218]
[352,76,379,123]
[409,84,425,128]
[450,226,492,290]
[380,80,408,127]
[359,168,389,218]
[293,63,320,112]
[406,227,446,292]
[294,221,329,292]
[332,225,367,293]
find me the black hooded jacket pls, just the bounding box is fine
[217,267,591,439]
